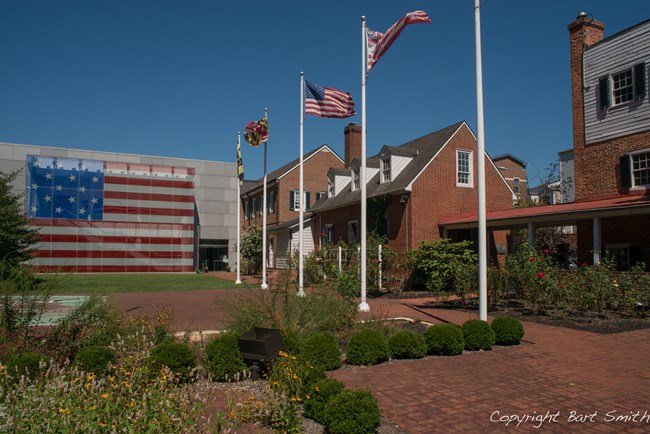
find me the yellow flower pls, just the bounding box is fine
[130,401,136,407]
[86,373,95,381]
[314,386,320,392]
[107,376,115,382]
[102,393,109,399]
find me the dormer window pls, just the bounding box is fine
[352,167,360,191]
[381,158,391,183]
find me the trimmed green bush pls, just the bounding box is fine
[462,319,496,351]
[304,377,345,423]
[73,346,115,375]
[388,330,427,359]
[323,389,381,434]
[301,332,341,371]
[204,333,248,382]
[424,324,464,356]
[280,329,302,355]
[491,316,525,345]
[149,341,196,382]
[3,352,48,380]
[345,328,389,366]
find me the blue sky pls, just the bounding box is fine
[2,1,649,185]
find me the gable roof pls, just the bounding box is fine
[490,153,528,168]
[241,144,342,195]
[311,121,466,212]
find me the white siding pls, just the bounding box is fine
[584,22,650,144]
[275,232,291,269]
[334,174,350,196]
[391,155,413,180]
[559,151,575,203]
[290,225,314,256]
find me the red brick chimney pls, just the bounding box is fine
[568,12,605,199]
[344,123,361,168]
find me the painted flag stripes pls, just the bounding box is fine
[243,117,269,147]
[305,81,356,118]
[367,10,431,73]
[25,155,196,273]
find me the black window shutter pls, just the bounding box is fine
[599,75,611,110]
[635,62,646,99]
[620,154,632,189]
[305,192,311,210]
[289,191,295,210]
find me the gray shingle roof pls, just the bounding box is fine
[311,121,466,212]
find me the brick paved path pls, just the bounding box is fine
[109,280,650,433]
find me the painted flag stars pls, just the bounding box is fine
[367,10,431,73]
[304,81,356,119]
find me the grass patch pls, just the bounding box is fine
[44,273,248,294]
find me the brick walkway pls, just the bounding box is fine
[109,277,650,433]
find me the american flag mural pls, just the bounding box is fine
[25,155,196,272]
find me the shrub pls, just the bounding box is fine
[491,316,525,345]
[337,271,360,300]
[323,389,381,434]
[345,328,389,366]
[280,328,302,355]
[462,319,496,351]
[3,352,48,380]
[149,341,196,382]
[301,332,341,371]
[407,239,476,291]
[73,346,115,375]
[424,324,464,356]
[204,333,248,382]
[268,351,326,401]
[303,377,345,424]
[388,330,427,359]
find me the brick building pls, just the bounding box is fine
[310,122,515,254]
[491,154,528,203]
[240,144,344,268]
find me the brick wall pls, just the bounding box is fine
[492,157,528,200]
[577,215,650,266]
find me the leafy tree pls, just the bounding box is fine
[240,226,263,274]
[0,170,39,265]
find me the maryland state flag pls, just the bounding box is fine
[236,139,244,184]
[243,117,269,147]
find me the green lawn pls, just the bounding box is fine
[45,273,250,294]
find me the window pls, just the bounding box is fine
[381,158,391,183]
[324,224,334,244]
[348,220,358,243]
[290,190,310,211]
[456,150,473,187]
[252,198,258,216]
[328,178,335,197]
[599,62,646,110]
[632,151,650,187]
[513,177,520,194]
[607,244,631,271]
[352,168,360,191]
[244,200,250,220]
[316,191,326,202]
[268,190,276,214]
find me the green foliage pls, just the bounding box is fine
[301,332,341,371]
[267,351,326,402]
[2,351,48,381]
[241,226,263,274]
[487,265,508,308]
[491,316,525,346]
[336,271,360,300]
[408,239,477,291]
[345,328,389,366]
[204,333,248,382]
[451,258,478,304]
[462,319,496,351]
[149,341,197,382]
[424,324,464,356]
[303,377,345,424]
[0,170,39,266]
[280,329,302,355]
[388,329,427,359]
[73,346,116,376]
[323,389,381,434]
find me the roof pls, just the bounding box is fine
[490,153,528,167]
[311,121,466,212]
[267,215,314,232]
[241,144,342,195]
[439,194,650,230]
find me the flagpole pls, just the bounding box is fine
[474,0,487,321]
[359,16,370,312]
[298,72,306,297]
[261,108,269,290]
[236,132,242,284]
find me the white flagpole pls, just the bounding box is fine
[261,108,269,290]
[236,132,242,284]
[298,72,306,296]
[474,0,487,321]
[359,16,370,312]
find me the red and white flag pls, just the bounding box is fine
[305,81,356,118]
[26,155,196,273]
[367,10,431,73]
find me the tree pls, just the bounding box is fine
[0,170,39,265]
[240,226,263,274]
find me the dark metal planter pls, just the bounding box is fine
[237,327,284,379]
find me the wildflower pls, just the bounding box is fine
[538,272,545,278]
[130,401,136,407]
[530,257,536,261]
[87,373,95,381]
[543,249,550,254]
[102,393,109,399]
[107,376,115,382]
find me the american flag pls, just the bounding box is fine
[305,81,356,119]
[25,155,196,273]
[367,10,431,73]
